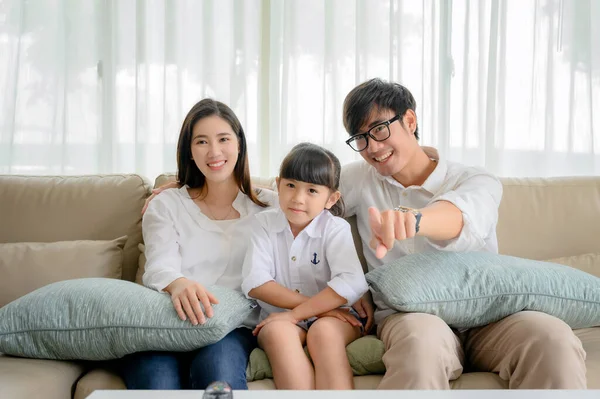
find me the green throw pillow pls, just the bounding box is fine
[366,251,600,329]
[0,278,256,360]
[245,335,385,381]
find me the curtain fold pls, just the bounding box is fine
[1,0,598,180]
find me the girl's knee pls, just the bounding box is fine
[258,320,303,347]
[306,317,351,347]
[260,320,295,336]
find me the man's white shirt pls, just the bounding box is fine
[340,157,503,324]
[242,208,369,322]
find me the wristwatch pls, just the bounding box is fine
[393,206,422,234]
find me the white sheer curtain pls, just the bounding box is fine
[0,0,263,181]
[268,0,600,177]
[1,0,599,181]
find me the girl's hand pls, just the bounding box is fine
[352,292,375,334]
[318,308,362,328]
[164,277,219,325]
[252,311,298,336]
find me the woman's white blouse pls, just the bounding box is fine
[142,186,278,292]
[241,208,368,320]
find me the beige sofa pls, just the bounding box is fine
[1,174,599,398]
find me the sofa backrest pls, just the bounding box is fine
[3,173,597,293]
[0,175,151,282]
[497,176,600,260]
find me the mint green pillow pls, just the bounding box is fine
[0,278,256,360]
[366,251,600,329]
[245,335,385,381]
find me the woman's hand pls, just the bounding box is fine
[164,277,219,325]
[352,292,375,334]
[252,311,298,336]
[142,181,180,214]
[318,308,362,328]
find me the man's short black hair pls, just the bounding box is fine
[343,78,419,140]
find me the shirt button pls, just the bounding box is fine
[402,192,408,197]
[291,256,296,261]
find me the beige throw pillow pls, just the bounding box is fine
[0,236,127,307]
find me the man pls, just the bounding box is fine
[343,78,586,389]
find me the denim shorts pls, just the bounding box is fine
[298,308,368,334]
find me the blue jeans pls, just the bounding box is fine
[118,328,256,390]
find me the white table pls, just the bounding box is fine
[88,390,600,399]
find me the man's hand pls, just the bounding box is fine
[164,277,219,325]
[352,292,375,334]
[369,207,417,259]
[142,181,180,214]
[252,311,298,336]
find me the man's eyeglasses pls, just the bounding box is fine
[345,115,401,152]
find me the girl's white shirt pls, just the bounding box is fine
[142,186,278,294]
[241,208,369,322]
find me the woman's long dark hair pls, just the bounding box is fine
[176,98,267,207]
[279,142,344,217]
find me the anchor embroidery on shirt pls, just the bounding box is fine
[311,252,320,265]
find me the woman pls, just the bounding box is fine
[119,99,277,390]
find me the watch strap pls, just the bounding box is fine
[393,206,422,234]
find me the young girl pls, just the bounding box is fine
[119,99,277,390]
[241,142,369,390]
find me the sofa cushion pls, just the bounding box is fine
[366,251,600,330]
[0,278,256,360]
[0,237,126,307]
[575,327,600,389]
[0,354,85,399]
[449,372,508,389]
[0,175,151,282]
[73,368,126,399]
[75,326,600,393]
[245,334,385,381]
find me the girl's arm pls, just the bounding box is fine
[252,286,355,335]
[242,217,312,308]
[325,221,369,306]
[286,220,369,322]
[248,281,309,309]
[241,218,295,303]
[289,286,347,321]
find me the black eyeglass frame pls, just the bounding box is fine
[345,114,401,152]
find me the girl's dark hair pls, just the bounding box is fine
[343,78,419,140]
[176,98,267,207]
[279,142,344,217]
